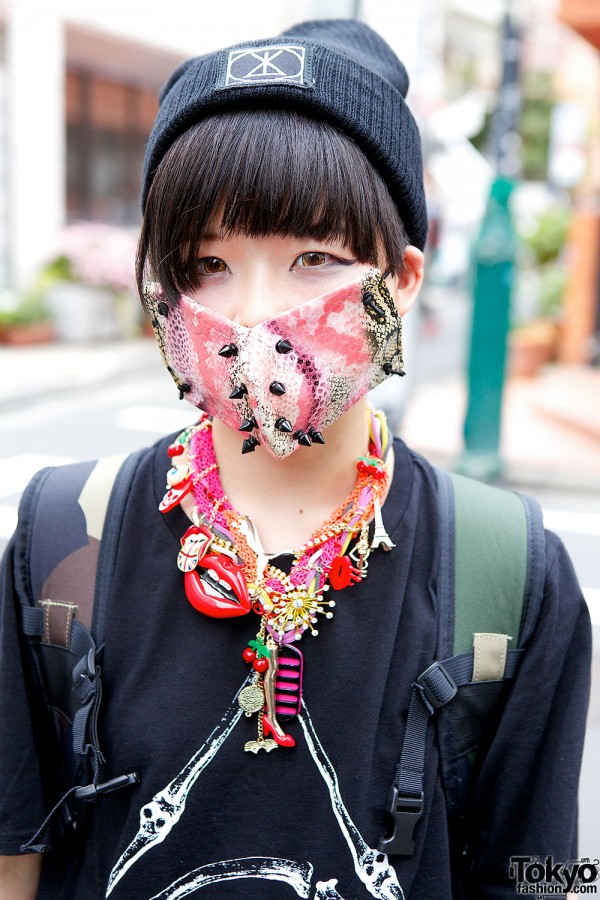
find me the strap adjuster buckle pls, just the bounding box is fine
[377,786,424,856]
[416,661,457,709]
[73,648,98,703]
[74,772,140,802]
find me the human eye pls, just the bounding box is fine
[297,251,329,268]
[294,251,356,269]
[197,256,228,276]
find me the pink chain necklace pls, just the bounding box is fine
[159,408,396,752]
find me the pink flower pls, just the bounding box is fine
[50,222,138,293]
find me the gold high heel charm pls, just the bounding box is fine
[241,633,296,753]
[370,496,395,551]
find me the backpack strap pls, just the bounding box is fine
[439,470,544,658]
[378,468,545,857]
[15,451,144,851]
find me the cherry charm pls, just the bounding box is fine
[243,637,271,672]
[356,456,386,479]
[167,443,185,457]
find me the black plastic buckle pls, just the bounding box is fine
[416,661,457,709]
[74,772,139,802]
[73,648,98,703]
[377,786,424,856]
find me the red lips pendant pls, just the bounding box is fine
[184,552,251,618]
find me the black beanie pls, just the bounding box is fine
[142,18,428,250]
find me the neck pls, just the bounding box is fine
[210,401,371,554]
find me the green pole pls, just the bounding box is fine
[458,177,517,481]
[458,0,522,482]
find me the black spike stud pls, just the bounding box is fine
[238,417,257,432]
[218,343,238,358]
[157,301,169,317]
[275,339,293,354]
[269,381,286,396]
[229,384,248,400]
[275,417,293,433]
[178,382,191,400]
[293,430,312,447]
[241,436,260,454]
[307,427,326,445]
[383,362,405,377]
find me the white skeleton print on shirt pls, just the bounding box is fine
[105,678,405,900]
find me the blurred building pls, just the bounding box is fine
[0,0,303,292]
[0,0,431,296]
[558,0,600,363]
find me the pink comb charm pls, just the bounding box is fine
[274,645,304,720]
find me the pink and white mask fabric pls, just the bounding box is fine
[145,269,404,459]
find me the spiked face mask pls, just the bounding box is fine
[145,269,404,459]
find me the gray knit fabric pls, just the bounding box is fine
[142,18,427,250]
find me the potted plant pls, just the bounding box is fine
[41,223,138,342]
[510,206,570,377]
[0,292,55,346]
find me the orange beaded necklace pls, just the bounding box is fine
[159,406,396,751]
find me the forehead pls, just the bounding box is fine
[197,231,350,251]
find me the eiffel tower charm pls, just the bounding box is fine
[370,497,395,551]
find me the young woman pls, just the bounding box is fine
[0,18,591,900]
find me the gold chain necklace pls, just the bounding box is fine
[159,408,395,752]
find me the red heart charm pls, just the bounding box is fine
[329,556,362,590]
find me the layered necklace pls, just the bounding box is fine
[159,407,395,753]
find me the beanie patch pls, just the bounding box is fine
[217,45,313,91]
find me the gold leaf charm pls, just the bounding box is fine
[244,739,278,754]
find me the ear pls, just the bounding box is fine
[389,246,424,316]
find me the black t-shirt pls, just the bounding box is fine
[0,436,591,899]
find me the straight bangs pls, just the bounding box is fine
[138,110,408,306]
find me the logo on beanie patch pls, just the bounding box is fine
[219,45,312,90]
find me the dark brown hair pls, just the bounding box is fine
[138,109,409,306]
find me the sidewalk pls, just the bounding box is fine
[401,363,600,489]
[1,336,599,489]
[0,338,159,409]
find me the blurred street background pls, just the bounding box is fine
[0,0,599,861]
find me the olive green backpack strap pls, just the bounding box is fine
[378,468,546,857]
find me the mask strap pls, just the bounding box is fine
[382,268,391,280]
